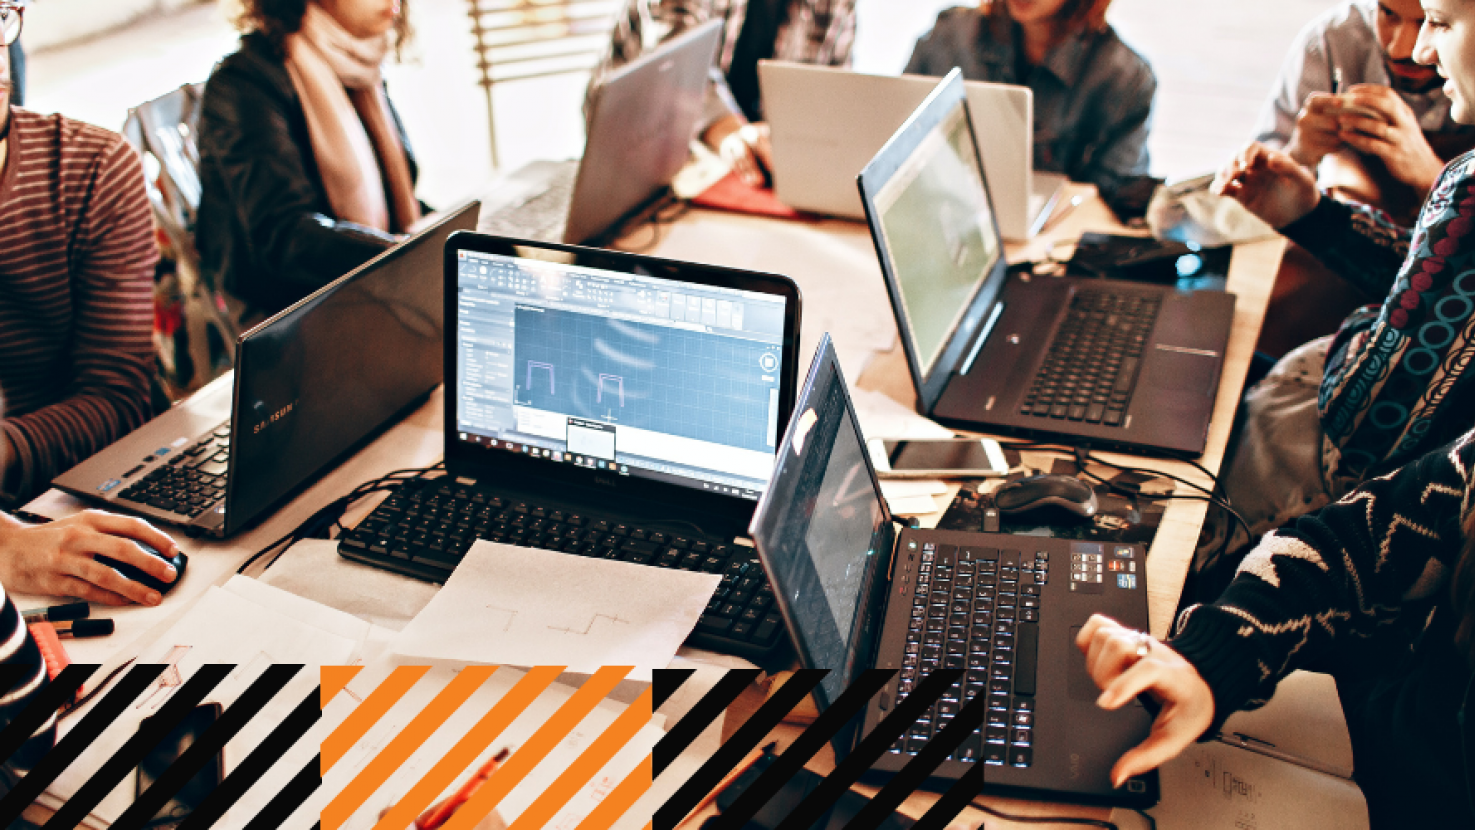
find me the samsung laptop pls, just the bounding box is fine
[858,71,1234,457]
[477,20,722,245]
[760,61,1066,240]
[336,231,802,660]
[53,201,481,537]
[749,333,1158,807]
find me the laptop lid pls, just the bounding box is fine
[222,201,481,534]
[444,232,802,529]
[564,19,722,244]
[858,70,1011,417]
[749,334,895,711]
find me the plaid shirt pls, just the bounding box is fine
[590,0,856,126]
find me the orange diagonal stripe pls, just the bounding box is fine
[506,686,654,830]
[322,665,498,830]
[321,665,429,773]
[440,666,633,830]
[321,666,363,708]
[572,755,654,830]
[371,666,566,830]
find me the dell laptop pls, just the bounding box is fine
[477,20,721,245]
[760,61,1066,240]
[858,71,1234,457]
[53,201,482,536]
[336,231,802,660]
[749,333,1158,807]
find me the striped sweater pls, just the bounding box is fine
[1281,153,1475,485]
[0,108,158,505]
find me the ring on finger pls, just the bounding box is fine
[1132,631,1152,661]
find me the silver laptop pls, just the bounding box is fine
[477,19,722,245]
[760,61,1066,240]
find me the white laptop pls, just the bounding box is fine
[759,61,1067,240]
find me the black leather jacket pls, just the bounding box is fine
[197,33,419,316]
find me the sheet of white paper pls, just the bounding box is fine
[255,538,441,630]
[885,494,942,516]
[851,388,954,441]
[1218,670,1355,779]
[222,574,371,652]
[392,542,720,682]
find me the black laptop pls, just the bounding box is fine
[337,232,803,660]
[857,70,1234,457]
[52,201,481,536]
[749,334,1158,807]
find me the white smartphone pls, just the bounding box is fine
[867,437,1010,479]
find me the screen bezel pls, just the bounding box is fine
[444,231,803,524]
[857,69,1013,416]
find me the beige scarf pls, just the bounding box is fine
[284,3,420,233]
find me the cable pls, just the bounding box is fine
[969,798,1119,829]
[620,200,692,254]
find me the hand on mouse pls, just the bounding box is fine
[1075,614,1214,787]
[0,510,178,606]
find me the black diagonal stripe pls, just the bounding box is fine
[911,758,984,830]
[775,668,962,830]
[711,668,896,830]
[654,668,758,777]
[655,669,827,828]
[241,753,318,830]
[114,664,303,830]
[0,663,32,700]
[844,687,988,829]
[176,685,320,830]
[0,663,95,767]
[46,664,234,830]
[653,668,695,712]
[0,664,164,827]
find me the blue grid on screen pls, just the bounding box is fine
[513,308,776,453]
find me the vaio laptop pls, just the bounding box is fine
[336,232,802,659]
[858,71,1234,458]
[477,20,721,245]
[760,61,1066,240]
[53,201,481,537]
[749,334,1158,807]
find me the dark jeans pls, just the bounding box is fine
[7,39,23,106]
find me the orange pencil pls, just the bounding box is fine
[415,747,510,830]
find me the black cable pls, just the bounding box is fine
[969,798,1119,829]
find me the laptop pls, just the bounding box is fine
[749,333,1158,807]
[858,71,1234,458]
[336,231,803,660]
[477,20,722,245]
[53,201,482,537]
[760,61,1067,240]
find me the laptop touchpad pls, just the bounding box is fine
[1068,626,1102,702]
[1145,349,1218,397]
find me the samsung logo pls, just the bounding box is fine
[253,400,298,435]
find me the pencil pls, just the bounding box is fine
[415,747,510,830]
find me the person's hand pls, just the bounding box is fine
[1334,84,1445,193]
[705,115,772,187]
[1075,614,1215,787]
[0,510,179,605]
[1286,92,1346,168]
[1212,142,1321,228]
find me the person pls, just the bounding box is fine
[198,0,423,318]
[3,0,22,108]
[904,0,1156,198]
[0,14,160,509]
[1077,425,1475,827]
[588,0,857,187]
[1255,0,1475,223]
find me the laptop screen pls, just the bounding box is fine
[869,86,1002,379]
[453,248,790,500]
[749,336,893,707]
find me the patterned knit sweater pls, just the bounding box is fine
[1281,153,1475,486]
[1169,427,1475,823]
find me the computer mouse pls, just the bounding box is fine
[94,545,188,596]
[992,474,1098,519]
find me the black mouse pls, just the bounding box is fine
[992,474,1098,519]
[94,545,188,595]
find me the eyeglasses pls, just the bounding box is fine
[1,3,23,49]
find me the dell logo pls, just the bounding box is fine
[592,476,617,488]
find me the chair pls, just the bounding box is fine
[123,83,239,403]
[466,0,622,168]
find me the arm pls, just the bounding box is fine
[199,62,393,299]
[1253,22,1329,154]
[0,140,156,504]
[1278,192,1410,296]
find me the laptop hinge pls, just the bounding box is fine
[960,301,1005,376]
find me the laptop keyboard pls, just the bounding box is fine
[892,542,1047,767]
[1021,290,1161,428]
[479,169,575,242]
[115,421,232,517]
[338,478,787,658]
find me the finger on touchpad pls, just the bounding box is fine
[1068,625,1101,701]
